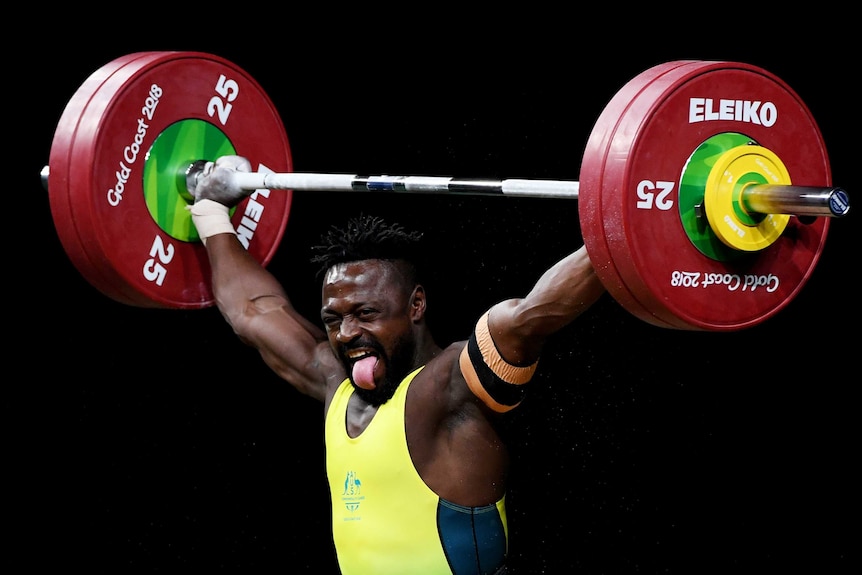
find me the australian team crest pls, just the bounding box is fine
[341,470,364,515]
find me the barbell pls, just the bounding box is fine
[42,51,850,331]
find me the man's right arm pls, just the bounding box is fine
[190,158,337,402]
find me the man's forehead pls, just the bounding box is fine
[324,260,395,284]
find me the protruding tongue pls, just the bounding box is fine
[352,356,378,389]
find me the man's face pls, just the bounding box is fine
[320,260,418,405]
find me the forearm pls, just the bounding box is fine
[522,245,605,329]
[204,233,291,317]
[189,199,292,315]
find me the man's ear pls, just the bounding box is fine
[410,285,427,321]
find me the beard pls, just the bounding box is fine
[343,331,416,407]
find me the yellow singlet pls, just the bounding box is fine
[325,366,508,575]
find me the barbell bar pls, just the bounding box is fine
[43,52,851,330]
[182,164,849,218]
[49,159,851,216]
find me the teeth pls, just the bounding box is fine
[348,350,369,360]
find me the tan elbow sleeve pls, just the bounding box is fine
[459,311,537,413]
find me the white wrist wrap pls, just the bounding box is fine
[188,199,236,246]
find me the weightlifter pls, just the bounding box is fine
[188,155,606,574]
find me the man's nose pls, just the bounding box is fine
[336,317,361,342]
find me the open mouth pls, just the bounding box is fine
[347,349,376,362]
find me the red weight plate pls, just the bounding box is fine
[580,61,830,331]
[49,52,166,306]
[49,52,293,308]
[580,61,698,330]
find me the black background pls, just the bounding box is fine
[13,10,858,574]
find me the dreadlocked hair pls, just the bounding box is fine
[310,214,425,280]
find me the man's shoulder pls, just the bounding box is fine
[414,343,468,388]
